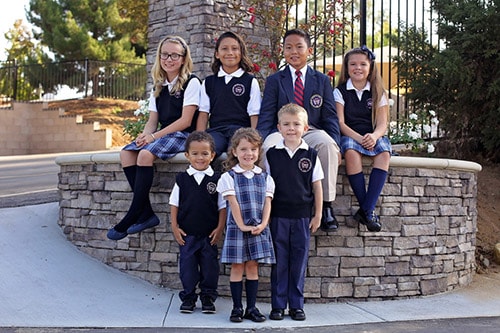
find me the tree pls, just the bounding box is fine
[395,0,500,162]
[27,0,147,62]
[115,0,148,57]
[1,19,51,100]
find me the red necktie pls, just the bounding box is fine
[294,70,304,106]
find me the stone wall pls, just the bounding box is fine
[147,0,270,89]
[0,102,111,156]
[55,153,481,302]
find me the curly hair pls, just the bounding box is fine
[184,131,216,153]
[151,36,193,97]
[222,128,263,171]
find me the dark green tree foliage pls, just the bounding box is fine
[24,0,147,99]
[431,0,500,162]
[27,0,146,62]
[397,0,499,161]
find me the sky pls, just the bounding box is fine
[0,0,30,61]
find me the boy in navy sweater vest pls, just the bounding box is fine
[264,104,324,321]
[169,131,226,314]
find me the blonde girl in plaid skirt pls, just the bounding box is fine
[107,36,201,240]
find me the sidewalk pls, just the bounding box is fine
[1,202,499,329]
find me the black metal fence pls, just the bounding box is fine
[1,0,439,143]
[0,59,147,103]
[283,0,440,143]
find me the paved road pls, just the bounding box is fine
[0,151,115,208]
[0,153,60,207]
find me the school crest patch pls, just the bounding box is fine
[174,91,182,99]
[310,94,323,108]
[298,157,313,173]
[366,98,373,110]
[206,182,217,194]
[232,83,245,96]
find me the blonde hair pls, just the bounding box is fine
[278,103,309,125]
[337,47,387,127]
[151,36,193,97]
[222,128,263,171]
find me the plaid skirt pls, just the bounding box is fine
[122,131,189,160]
[340,135,392,157]
[220,221,276,265]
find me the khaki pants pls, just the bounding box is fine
[262,129,340,202]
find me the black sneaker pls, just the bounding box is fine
[180,299,196,313]
[201,297,216,314]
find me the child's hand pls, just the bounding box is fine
[209,227,223,245]
[251,224,265,235]
[361,133,377,151]
[310,216,321,233]
[239,224,254,233]
[172,225,187,245]
[135,132,148,147]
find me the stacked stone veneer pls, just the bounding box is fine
[0,102,111,156]
[56,153,481,302]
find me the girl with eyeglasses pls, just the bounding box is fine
[107,35,201,240]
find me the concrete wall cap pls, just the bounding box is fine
[55,151,482,172]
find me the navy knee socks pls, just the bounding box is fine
[349,168,388,214]
[230,281,243,309]
[348,172,366,206]
[114,165,154,232]
[245,279,258,309]
[122,165,154,225]
[362,168,388,214]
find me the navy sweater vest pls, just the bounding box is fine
[155,74,200,132]
[266,147,317,218]
[337,83,373,135]
[176,171,220,236]
[204,72,253,128]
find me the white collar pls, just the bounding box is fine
[186,165,214,177]
[162,76,179,91]
[289,65,307,80]
[218,68,244,78]
[347,78,371,101]
[347,78,371,92]
[274,138,309,156]
[232,164,263,174]
[275,138,309,150]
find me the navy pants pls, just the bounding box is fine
[207,125,242,157]
[270,217,310,310]
[179,235,219,302]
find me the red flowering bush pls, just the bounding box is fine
[222,0,353,84]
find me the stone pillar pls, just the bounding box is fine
[148,0,232,83]
[147,0,271,89]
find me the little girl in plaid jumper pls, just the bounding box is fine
[217,128,275,323]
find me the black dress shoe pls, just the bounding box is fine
[289,308,306,321]
[269,308,284,320]
[244,307,266,322]
[230,307,244,322]
[354,208,381,232]
[321,206,338,232]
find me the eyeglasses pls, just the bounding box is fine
[160,53,184,61]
